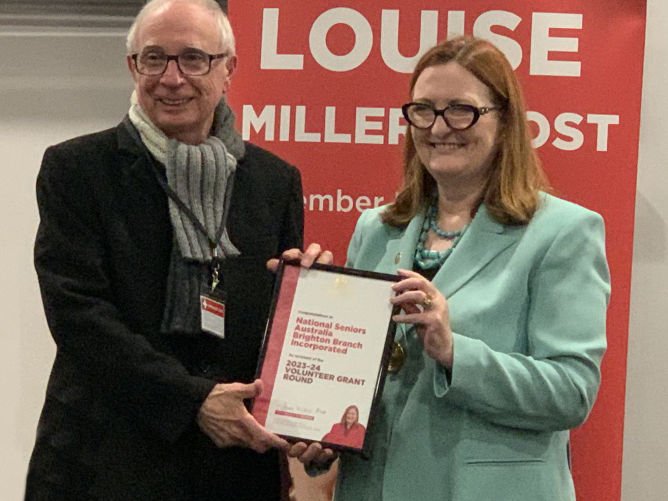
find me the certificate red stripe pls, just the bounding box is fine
[253,264,300,425]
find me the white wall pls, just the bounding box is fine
[0,25,133,501]
[0,3,665,500]
[621,0,668,499]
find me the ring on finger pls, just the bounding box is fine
[422,293,433,310]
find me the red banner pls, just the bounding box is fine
[229,2,647,499]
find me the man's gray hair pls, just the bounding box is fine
[126,0,235,56]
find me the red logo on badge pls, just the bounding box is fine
[202,298,225,316]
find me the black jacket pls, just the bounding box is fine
[26,121,303,500]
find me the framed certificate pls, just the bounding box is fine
[251,260,400,455]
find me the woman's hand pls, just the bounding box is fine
[391,269,454,368]
[266,243,334,273]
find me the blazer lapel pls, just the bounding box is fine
[432,204,520,298]
[386,210,427,272]
[116,120,165,200]
[113,121,173,246]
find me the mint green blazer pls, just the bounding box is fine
[335,193,610,501]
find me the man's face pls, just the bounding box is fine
[127,1,236,144]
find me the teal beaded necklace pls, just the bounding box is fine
[414,202,470,270]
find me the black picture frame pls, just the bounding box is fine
[251,260,400,456]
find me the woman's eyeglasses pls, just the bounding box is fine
[401,102,501,130]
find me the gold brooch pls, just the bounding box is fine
[387,342,406,373]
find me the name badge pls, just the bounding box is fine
[200,294,225,338]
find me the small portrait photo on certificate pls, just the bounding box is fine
[321,404,366,449]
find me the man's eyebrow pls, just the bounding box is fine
[138,45,164,52]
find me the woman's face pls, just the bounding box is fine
[345,407,358,425]
[410,62,501,192]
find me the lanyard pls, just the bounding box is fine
[146,153,229,291]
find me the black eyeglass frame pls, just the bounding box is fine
[401,102,502,131]
[131,49,228,76]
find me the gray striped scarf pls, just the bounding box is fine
[129,94,245,334]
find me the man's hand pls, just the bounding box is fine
[266,243,334,273]
[197,379,288,453]
[288,441,338,468]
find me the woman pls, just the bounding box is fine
[321,405,366,449]
[288,36,609,501]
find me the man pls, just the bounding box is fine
[25,0,302,499]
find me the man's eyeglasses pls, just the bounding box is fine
[401,102,501,131]
[131,48,228,76]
